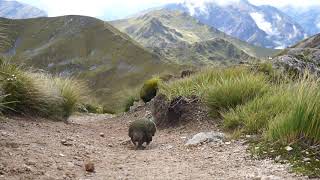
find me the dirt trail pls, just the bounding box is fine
[0,109,307,180]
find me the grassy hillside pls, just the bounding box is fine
[0,15,179,112]
[111,9,277,65]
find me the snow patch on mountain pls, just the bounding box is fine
[275,14,281,21]
[290,25,299,40]
[250,12,274,35]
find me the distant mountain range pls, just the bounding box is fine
[0,0,46,19]
[164,0,307,49]
[282,6,320,37]
[112,9,276,65]
[1,0,320,50]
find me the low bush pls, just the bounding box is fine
[124,95,138,112]
[140,77,160,103]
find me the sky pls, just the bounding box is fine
[14,0,320,20]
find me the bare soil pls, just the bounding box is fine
[0,108,308,180]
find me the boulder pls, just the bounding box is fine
[186,132,225,146]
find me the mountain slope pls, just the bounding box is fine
[112,9,276,65]
[0,15,177,111]
[0,0,47,19]
[282,6,320,36]
[164,0,306,49]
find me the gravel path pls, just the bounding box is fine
[0,110,307,180]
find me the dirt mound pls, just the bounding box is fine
[152,94,214,128]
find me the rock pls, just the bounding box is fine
[67,162,74,168]
[59,153,65,157]
[108,144,113,147]
[0,131,8,137]
[284,146,293,152]
[273,50,320,77]
[99,133,105,137]
[225,142,231,145]
[303,158,311,162]
[120,140,131,145]
[186,132,225,146]
[162,145,173,150]
[275,155,281,162]
[84,161,95,172]
[61,139,73,146]
[129,101,145,112]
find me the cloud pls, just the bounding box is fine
[16,0,178,17]
[15,0,320,20]
[249,0,320,7]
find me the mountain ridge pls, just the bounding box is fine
[164,0,306,49]
[0,0,47,19]
[111,9,277,65]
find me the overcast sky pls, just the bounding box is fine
[15,0,320,20]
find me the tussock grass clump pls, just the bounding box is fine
[140,77,161,103]
[160,65,270,117]
[54,77,88,118]
[160,66,252,100]
[223,86,292,134]
[267,78,320,144]
[0,62,62,117]
[223,75,320,145]
[206,73,269,117]
[0,60,88,120]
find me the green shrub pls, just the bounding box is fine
[124,95,138,112]
[140,77,160,103]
